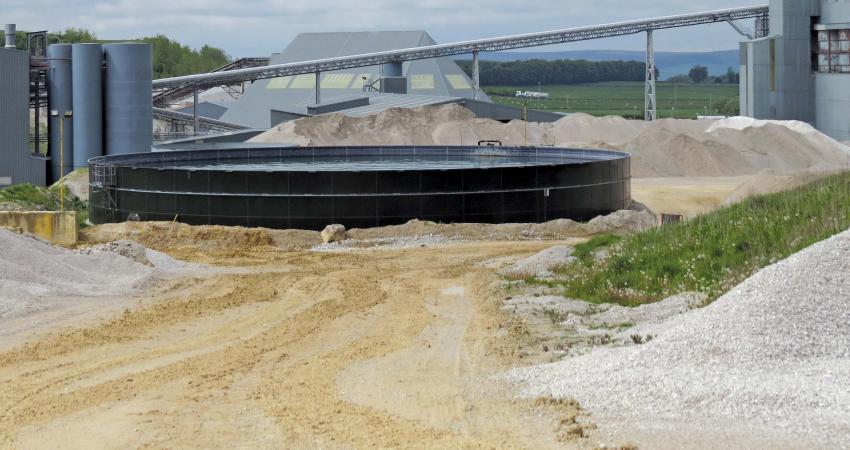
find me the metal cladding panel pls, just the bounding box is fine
[815,74,850,141]
[0,49,31,185]
[88,146,631,230]
[103,43,153,156]
[47,44,74,183]
[72,43,103,170]
[820,0,850,23]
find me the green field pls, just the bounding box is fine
[484,81,739,119]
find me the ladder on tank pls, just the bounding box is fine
[91,164,118,211]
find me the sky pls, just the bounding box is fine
[3,0,764,57]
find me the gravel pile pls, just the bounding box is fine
[0,230,155,318]
[507,229,850,448]
[499,245,576,279]
[80,240,203,271]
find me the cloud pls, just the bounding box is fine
[3,0,760,56]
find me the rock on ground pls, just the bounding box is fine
[507,229,850,448]
[321,224,347,244]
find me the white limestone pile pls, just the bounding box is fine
[507,229,850,448]
[0,230,155,318]
[250,104,850,178]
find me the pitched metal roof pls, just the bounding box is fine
[220,31,488,128]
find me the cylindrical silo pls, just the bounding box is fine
[103,43,152,156]
[72,43,103,170]
[47,43,73,183]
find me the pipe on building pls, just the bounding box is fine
[4,24,15,49]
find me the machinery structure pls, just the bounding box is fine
[740,0,850,140]
[153,5,769,123]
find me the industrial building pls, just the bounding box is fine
[740,0,850,140]
[2,2,849,192]
[0,24,46,186]
[220,31,493,128]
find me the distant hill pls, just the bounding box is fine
[457,50,739,79]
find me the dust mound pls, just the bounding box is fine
[508,229,850,447]
[348,206,656,241]
[51,168,89,201]
[252,105,850,178]
[0,230,154,316]
[81,221,276,252]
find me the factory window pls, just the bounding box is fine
[816,30,850,73]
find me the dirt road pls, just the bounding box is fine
[0,241,585,449]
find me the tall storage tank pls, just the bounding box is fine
[103,43,152,155]
[47,43,73,183]
[71,43,103,170]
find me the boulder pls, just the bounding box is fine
[321,224,347,244]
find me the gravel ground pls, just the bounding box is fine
[507,229,850,448]
[311,234,459,252]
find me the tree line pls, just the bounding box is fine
[14,28,230,79]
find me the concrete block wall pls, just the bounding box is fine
[0,211,78,245]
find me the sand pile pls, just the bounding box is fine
[0,230,155,317]
[251,105,850,177]
[507,229,850,448]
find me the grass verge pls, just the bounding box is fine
[0,184,89,229]
[547,171,850,306]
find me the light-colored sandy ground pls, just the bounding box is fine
[631,176,746,217]
[0,237,598,449]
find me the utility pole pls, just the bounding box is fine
[53,110,72,211]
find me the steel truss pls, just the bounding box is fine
[152,5,768,92]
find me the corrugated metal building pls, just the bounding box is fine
[0,47,46,186]
[220,31,489,128]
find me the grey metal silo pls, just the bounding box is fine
[103,43,152,155]
[71,43,103,170]
[47,43,74,183]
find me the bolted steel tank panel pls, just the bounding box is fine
[103,43,152,156]
[71,43,103,170]
[47,43,74,183]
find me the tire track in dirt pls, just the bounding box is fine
[0,242,577,449]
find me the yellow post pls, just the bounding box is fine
[59,117,65,212]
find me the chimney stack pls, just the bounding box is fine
[4,24,15,49]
